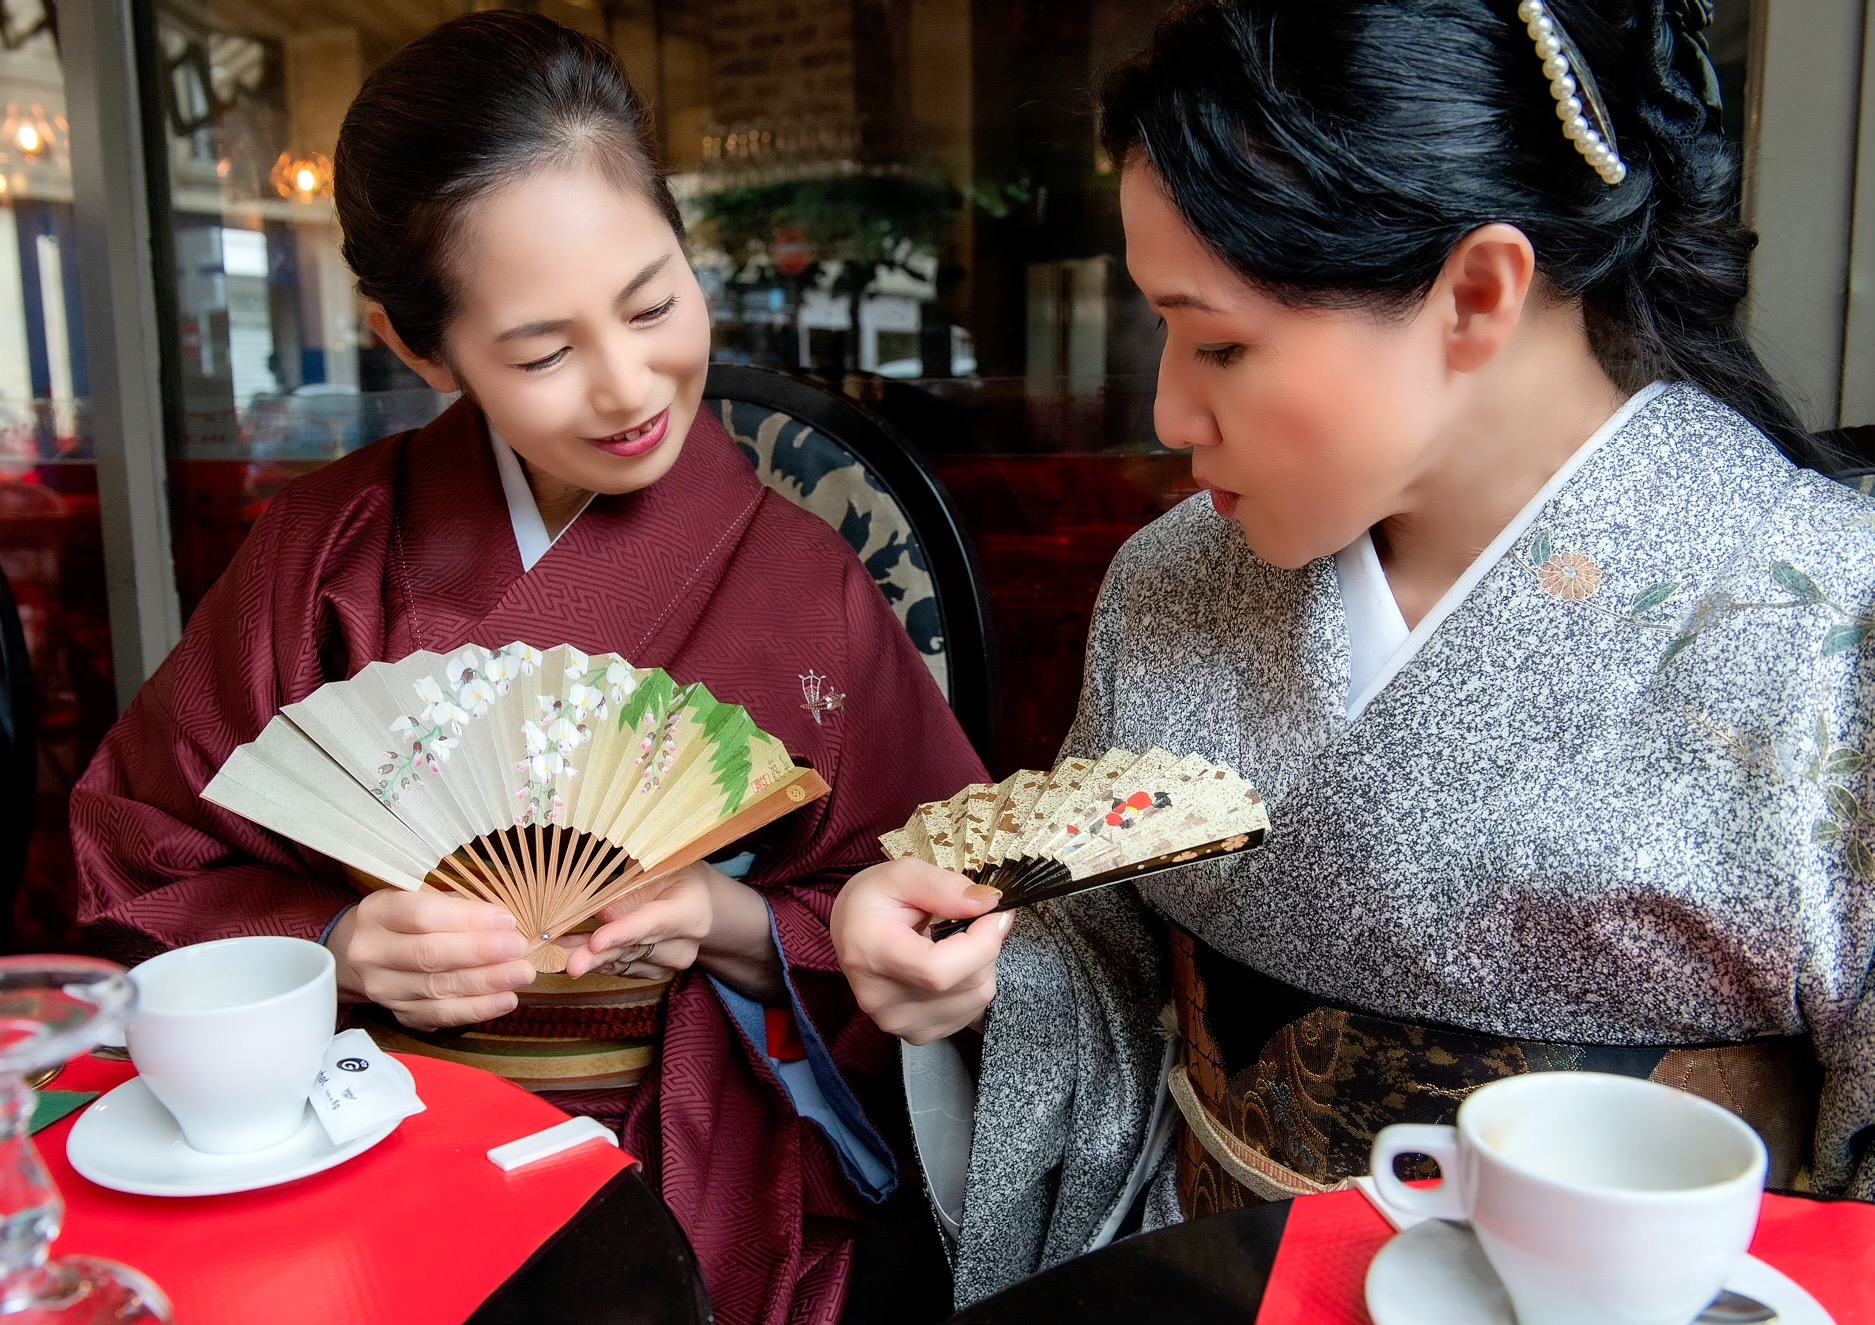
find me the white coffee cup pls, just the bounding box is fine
[1370,1072,1767,1325]
[125,936,336,1155]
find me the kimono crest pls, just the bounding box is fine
[800,669,845,725]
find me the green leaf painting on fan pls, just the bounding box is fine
[200,642,828,973]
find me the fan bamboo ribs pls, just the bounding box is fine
[204,642,828,972]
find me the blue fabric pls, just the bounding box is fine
[709,906,898,1204]
[318,902,357,947]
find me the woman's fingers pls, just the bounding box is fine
[831,860,1015,1045]
[835,860,1002,969]
[361,925,529,975]
[390,988,522,1030]
[563,938,652,980]
[876,912,1010,992]
[562,938,694,981]
[577,882,710,953]
[863,859,1000,922]
[371,956,538,1004]
[334,891,540,1025]
[369,889,518,936]
[560,888,711,979]
[581,904,671,956]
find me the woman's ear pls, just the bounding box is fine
[1434,223,1538,375]
[365,304,461,394]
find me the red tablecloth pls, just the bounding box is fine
[42,1053,633,1325]
[1255,1188,1875,1325]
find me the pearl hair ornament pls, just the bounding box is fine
[1517,0,1627,186]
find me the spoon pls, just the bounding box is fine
[1698,1289,1778,1324]
[1425,1223,1778,1323]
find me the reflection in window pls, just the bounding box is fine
[141,1,1758,779]
[0,1,117,951]
[152,10,450,612]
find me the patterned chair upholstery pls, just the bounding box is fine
[711,399,949,696]
[704,365,996,757]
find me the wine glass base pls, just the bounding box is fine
[0,1257,171,1323]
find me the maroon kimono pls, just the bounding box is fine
[72,400,988,1325]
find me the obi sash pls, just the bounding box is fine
[1167,925,1822,1218]
[355,951,672,1094]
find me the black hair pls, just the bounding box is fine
[334,11,684,362]
[1100,0,1838,473]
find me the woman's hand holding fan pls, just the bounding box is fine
[558,859,788,1001]
[884,748,1270,940]
[559,861,715,981]
[835,748,1268,1045]
[831,857,1012,1045]
[328,889,538,1030]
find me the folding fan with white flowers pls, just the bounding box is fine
[203,642,827,971]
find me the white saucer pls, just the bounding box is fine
[1365,1219,1835,1325]
[66,1078,398,1198]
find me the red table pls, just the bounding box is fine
[948,1188,1875,1324]
[41,1053,639,1325]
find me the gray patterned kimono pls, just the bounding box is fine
[941,385,1875,1304]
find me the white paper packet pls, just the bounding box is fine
[308,1028,426,1146]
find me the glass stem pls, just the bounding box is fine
[0,1074,60,1288]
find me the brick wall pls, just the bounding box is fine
[708,0,858,129]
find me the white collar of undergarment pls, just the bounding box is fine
[488,427,595,572]
[1334,380,1667,721]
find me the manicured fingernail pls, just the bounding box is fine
[964,884,1002,903]
[996,912,1014,933]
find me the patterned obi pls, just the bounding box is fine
[358,957,672,1094]
[1168,925,1821,1218]
[335,870,672,1093]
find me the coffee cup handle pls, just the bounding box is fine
[1369,1123,1466,1222]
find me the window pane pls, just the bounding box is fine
[0,3,116,950]
[143,0,1760,778]
[152,8,456,616]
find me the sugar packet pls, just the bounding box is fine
[307,1028,425,1146]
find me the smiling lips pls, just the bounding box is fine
[588,407,670,459]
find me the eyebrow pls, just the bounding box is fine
[1151,291,1225,314]
[493,253,676,343]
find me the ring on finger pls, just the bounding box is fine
[595,941,657,977]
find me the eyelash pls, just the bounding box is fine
[1155,318,1244,368]
[517,348,568,374]
[514,296,682,373]
[635,294,679,325]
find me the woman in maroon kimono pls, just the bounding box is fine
[70,13,983,1325]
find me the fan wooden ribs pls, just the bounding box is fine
[880,748,1269,940]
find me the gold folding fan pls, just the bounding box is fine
[203,643,826,971]
[882,747,1269,939]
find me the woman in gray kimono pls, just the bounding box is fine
[831,0,1875,1305]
